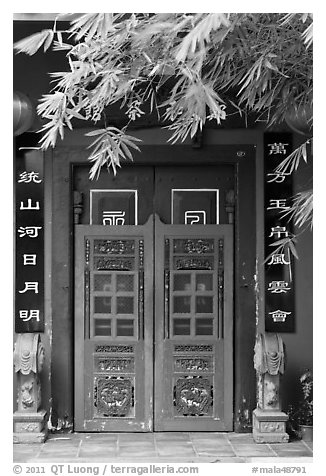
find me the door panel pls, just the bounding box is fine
[154,216,233,430]
[74,218,153,431]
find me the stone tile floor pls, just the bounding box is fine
[13,433,313,463]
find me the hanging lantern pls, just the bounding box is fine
[13,91,34,136]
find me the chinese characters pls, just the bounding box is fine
[264,134,294,331]
[16,164,44,332]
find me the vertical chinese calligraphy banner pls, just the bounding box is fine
[15,147,44,332]
[264,132,295,332]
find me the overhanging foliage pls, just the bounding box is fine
[14,12,313,229]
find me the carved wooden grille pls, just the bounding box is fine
[94,376,135,417]
[95,345,134,353]
[173,376,213,416]
[93,345,136,418]
[174,344,213,353]
[174,356,213,372]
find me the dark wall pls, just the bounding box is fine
[281,150,313,409]
[13,21,68,111]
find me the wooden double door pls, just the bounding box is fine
[74,165,234,431]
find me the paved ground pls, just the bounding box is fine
[13,432,313,463]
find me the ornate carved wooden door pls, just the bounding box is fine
[74,218,154,431]
[154,217,233,430]
[74,163,234,431]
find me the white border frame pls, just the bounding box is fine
[171,189,219,225]
[90,189,138,225]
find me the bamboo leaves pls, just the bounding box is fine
[14,12,312,181]
[175,13,230,63]
[14,29,55,55]
[69,13,116,41]
[283,190,313,230]
[86,128,141,179]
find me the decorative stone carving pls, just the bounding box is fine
[254,333,284,376]
[260,421,285,433]
[13,334,48,443]
[253,333,289,443]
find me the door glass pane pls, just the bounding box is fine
[94,274,112,292]
[117,296,134,314]
[94,296,112,313]
[173,296,191,314]
[116,319,134,336]
[195,318,213,335]
[196,296,213,313]
[116,274,134,292]
[173,318,191,336]
[94,319,112,336]
[196,274,213,291]
[173,274,191,291]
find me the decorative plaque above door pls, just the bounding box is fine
[90,190,138,225]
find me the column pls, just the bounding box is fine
[253,333,289,443]
[13,333,48,443]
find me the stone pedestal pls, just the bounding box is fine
[253,408,289,443]
[13,333,48,444]
[253,333,289,443]
[13,410,48,443]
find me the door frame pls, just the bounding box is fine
[49,143,256,432]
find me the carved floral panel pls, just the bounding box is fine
[94,257,134,271]
[174,345,213,353]
[94,239,135,255]
[94,376,134,418]
[174,357,213,372]
[95,357,135,373]
[95,345,134,353]
[174,257,214,270]
[173,376,213,416]
[173,239,214,255]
